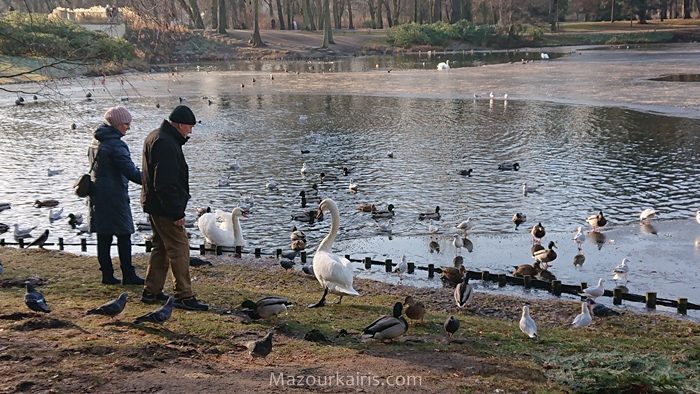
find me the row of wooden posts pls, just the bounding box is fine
[3,237,698,315]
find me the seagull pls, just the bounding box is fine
[376,220,392,234]
[348,179,358,192]
[14,223,37,237]
[571,301,593,328]
[522,183,538,196]
[393,255,408,280]
[519,304,538,340]
[454,275,473,309]
[639,208,658,223]
[47,168,63,176]
[76,223,90,234]
[452,234,464,252]
[503,93,508,100]
[300,162,308,175]
[25,284,50,313]
[573,226,586,249]
[86,292,128,318]
[265,179,278,191]
[26,229,49,248]
[541,53,550,60]
[612,258,630,283]
[134,296,174,324]
[387,151,394,158]
[444,316,460,338]
[229,159,241,171]
[49,208,63,221]
[580,278,605,300]
[298,115,308,123]
[428,220,440,234]
[489,91,494,99]
[247,331,273,363]
[456,218,475,232]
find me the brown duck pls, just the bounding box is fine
[403,295,426,325]
[440,265,466,288]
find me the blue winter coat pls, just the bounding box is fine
[88,124,142,235]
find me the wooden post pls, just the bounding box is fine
[385,259,392,273]
[345,254,351,261]
[199,244,206,255]
[235,245,242,256]
[276,248,282,258]
[646,292,657,309]
[481,270,490,281]
[551,280,561,296]
[300,251,307,264]
[80,238,87,252]
[428,264,435,278]
[254,247,261,258]
[613,287,623,305]
[580,282,588,292]
[523,275,532,289]
[364,257,372,270]
[19,238,25,248]
[216,245,223,256]
[58,237,64,251]
[498,274,507,287]
[145,240,152,253]
[677,298,688,315]
[407,262,415,274]
[0,238,4,246]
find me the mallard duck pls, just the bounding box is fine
[292,210,317,223]
[241,296,293,319]
[519,304,537,340]
[459,169,473,177]
[308,198,359,308]
[319,172,338,182]
[571,301,593,328]
[290,239,306,250]
[612,258,630,283]
[444,316,460,338]
[299,190,321,204]
[579,278,605,300]
[534,241,557,264]
[498,162,520,171]
[512,213,527,230]
[454,275,473,309]
[342,166,351,176]
[573,251,585,268]
[586,211,608,232]
[361,302,408,340]
[639,208,657,223]
[303,183,319,196]
[371,204,395,219]
[418,206,441,220]
[512,262,540,277]
[290,226,306,241]
[0,202,10,212]
[440,265,465,288]
[536,268,556,282]
[0,223,9,234]
[357,203,377,212]
[34,199,59,208]
[403,296,425,325]
[195,207,211,217]
[531,222,545,240]
[265,179,278,190]
[67,213,83,227]
[429,240,440,253]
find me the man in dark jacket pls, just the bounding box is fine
[141,105,208,311]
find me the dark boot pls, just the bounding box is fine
[121,266,144,285]
[101,270,120,285]
[97,233,119,284]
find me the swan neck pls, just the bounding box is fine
[232,213,242,240]
[317,202,340,252]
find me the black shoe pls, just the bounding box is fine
[141,290,169,304]
[101,274,120,285]
[122,273,145,286]
[173,296,209,311]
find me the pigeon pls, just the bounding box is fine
[189,256,213,267]
[586,299,620,317]
[580,278,605,300]
[571,301,593,328]
[519,304,537,340]
[279,259,295,270]
[134,296,174,324]
[26,229,49,248]
[454,275,474,309]
[25,284,50,313]
[301,264,314,276]
[247,331,273,362]
[87,292,128,318]
[444,315,460,338]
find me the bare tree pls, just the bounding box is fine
[251,0,265,45]
[321,0,334,47]
[218,0,228,32]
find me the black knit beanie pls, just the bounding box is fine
[169,105,196,125]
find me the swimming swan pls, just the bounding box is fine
[197,207,247,247]
[309,198,360,308]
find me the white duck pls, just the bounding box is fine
[436,60,450,70]
[519,304,538,340]
[639,208,657,223]
[197,207,247,247]
[571,301,593,328]
[309,198,360,308]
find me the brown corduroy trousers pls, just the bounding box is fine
[144,215,192,299]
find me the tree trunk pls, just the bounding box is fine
[414,0,419,22]
[218,0,228,32]
[377,0,384,27]
[393,0,401,25]
[211,0,218,30]
[682,0,691,18]
[252,0,265,46]
[451,0,461,22]
[384,0,393,27]
[176,0,198,27]
[549,0,557,30]
[433,0,441,22]
[188,0,205,28]
[610,0,615,22]
[347,0,354,29]
[368,0,377,27]
[659,0,667,20]
[321,0,334,47]
[286,0,292,29]
[303,0,313,29]
[276,0,286,28]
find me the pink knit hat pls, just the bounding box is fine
[104,106,132,127]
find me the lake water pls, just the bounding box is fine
[1,46,699,316]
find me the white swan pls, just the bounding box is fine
[197,207,247,247]
[436,60,450,70]
[309,198,360,308]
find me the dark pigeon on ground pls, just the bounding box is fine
[247,331,273,362]
[26,229,49,248]
[279,259,295,270]
[87,292,128,318]
[301,264,314,276]
[25,284,50,313]
[444,315,460,338]
[134,296,174,324]
[190,256,213,267]
[586,299,621,317]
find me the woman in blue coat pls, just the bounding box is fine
[88,106,144,285]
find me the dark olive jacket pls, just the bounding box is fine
[141,120,190,220]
